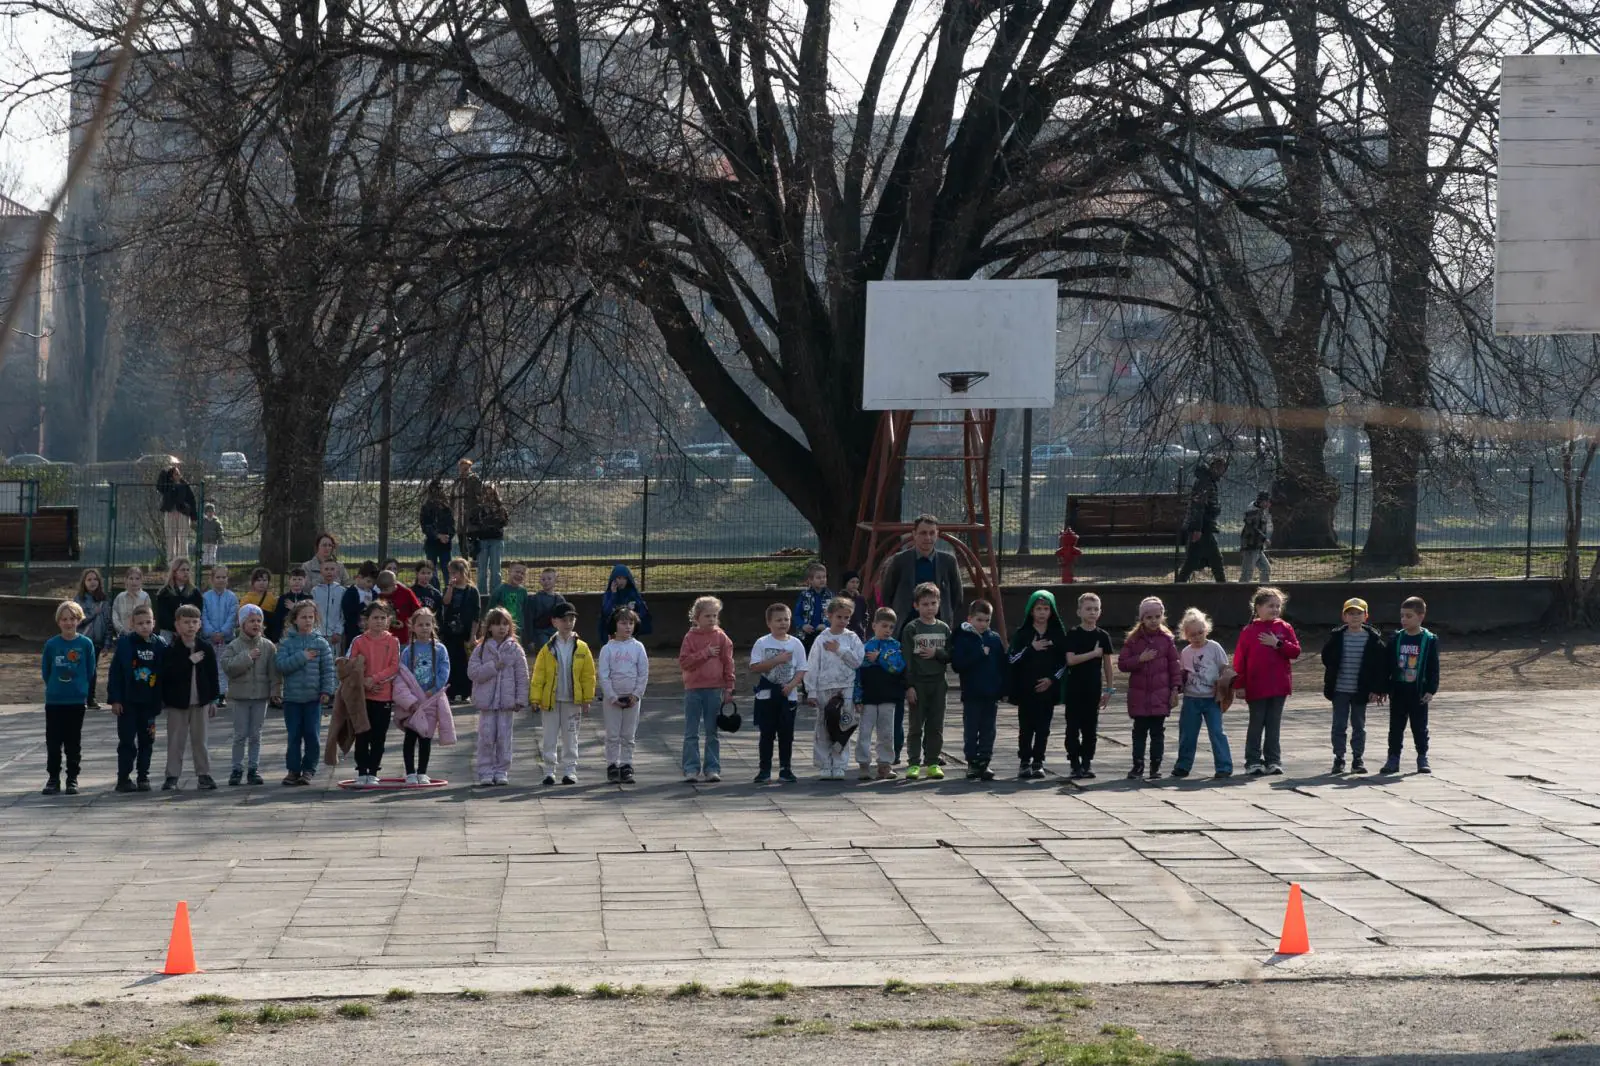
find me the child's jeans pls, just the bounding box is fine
[755,694,796,772]
[1239,548,1271,582]
[1174,696,1233,775]
[354,699,392,777]
[1131,716,1166,769]
[541,702,581,778]
[1387,691,1430,762]
[962,700,998,768]
[682,688,722,777]
[906,676,947,766]
[1245,695,1286,768]
[1063,694,1100,768]
[1331,693,1367,760]
[165,704,213,779]
[44,703,86,781]
[812,686,851,774]
[282,700,321,776]
[856,702,896,767]
[1015,692,1055,767]
[117,706,159,778]
[476,707,515,779]
[230,697,268,772]
[603,699,641,767]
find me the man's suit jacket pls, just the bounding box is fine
[882,546,963,634]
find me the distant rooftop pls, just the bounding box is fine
[0,192,37,218]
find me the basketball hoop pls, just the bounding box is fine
[937,370,990,394]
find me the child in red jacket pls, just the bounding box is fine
[1232,586,1301,776]
[1117,596,1182,781]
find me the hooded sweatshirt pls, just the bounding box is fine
[952,622,1008,702]
[1390,627,1440,698]
[107,630,166,710]
[600,565,651,644]
[1007,590,1069,705]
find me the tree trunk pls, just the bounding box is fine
[1272,426,1340,549]
[258,388,334,570]
[1362,422,1423,567]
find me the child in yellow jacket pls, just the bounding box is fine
[529,603,596,785]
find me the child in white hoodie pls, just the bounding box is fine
[806,597,864,780]
[597,608,649,784]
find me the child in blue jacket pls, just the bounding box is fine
[854,606,907,779]
[108,603,166,792]
[952,598,1009,782]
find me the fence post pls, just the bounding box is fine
[637,474,652,591]
[105,483,118,575]
[20,479,35,597]
[1348,468,1360,582]
[194,482,205,566]
[996,468,1007,585]
[1525,464,1540,580]
[1171,465,1186,582]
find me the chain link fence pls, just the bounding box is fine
[5,455,1599,592]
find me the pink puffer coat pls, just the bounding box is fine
[1117,627,1183,718]
[466,637,529,712]
[392,666,457,744]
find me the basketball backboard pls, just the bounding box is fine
[1495,54,1600,335]
[863,280,1057,408]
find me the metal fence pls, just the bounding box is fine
[7,456,1600,591]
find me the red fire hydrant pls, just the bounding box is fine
[1056,528,1083,584]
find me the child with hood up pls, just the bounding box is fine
[600,564,652,645]
[1006,590,1068,780]
[1117,596,1183,781]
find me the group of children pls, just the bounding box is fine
[38,548,1442,794]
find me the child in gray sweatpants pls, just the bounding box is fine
[221,604,279,785]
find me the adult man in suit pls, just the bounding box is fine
[882,514,964,631]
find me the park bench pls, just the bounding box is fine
[0,506,81,562]
[1064,493,1186,547]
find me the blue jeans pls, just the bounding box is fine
[1175,696,1233,775]
[475,538,504,607]
[682,688,723,776]
[962,700,998,766]
[283,700,322,775]
[1331,693,1366,759]
[424,537,452,581]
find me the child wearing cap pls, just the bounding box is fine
[1239,492,1272,583]
[1319,597,1388,775]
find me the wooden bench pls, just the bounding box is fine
[1065,493,1186,547]
[0,506,80,562]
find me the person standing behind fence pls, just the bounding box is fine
[156,462,197,566]
[1239,492,1273,583]
[440,557,480,704]
[75,568,111,709]
[420,480,454,581]
[200,503,225,568]
[1177,456,1228,584]
[154,558,203,642]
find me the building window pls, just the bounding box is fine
[1079,349,1101,377]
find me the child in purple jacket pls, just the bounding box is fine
[1117,596,1183,782]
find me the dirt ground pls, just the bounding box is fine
[3,629,1597,706]
[1,978,1598,1065]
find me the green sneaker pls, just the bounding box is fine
[924,764,944,780]
[904,765,921,781]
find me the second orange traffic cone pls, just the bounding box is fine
[162,901,199,975]
[1276,883,1311,955]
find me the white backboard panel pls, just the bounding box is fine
[1496,54,1600,335]
[863,280,1057,408]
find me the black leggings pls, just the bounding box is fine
[1132,717,1166,769]
[403,729,432,775]
[355,700,392,776]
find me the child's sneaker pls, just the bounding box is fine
[619,765,635,784]
[415,774,432,785]
[216,696,228,709]
[1082,764,1096,779]
[295,773,314,786]
[65,778,79,795]
[778,768,798,783]
[924,764,944,780]
[979,766,996,781]
[1017,761,1031,780]
[1147,767,1162,781]
[41,777,60,796]
[1126,765,1143,780]
[964,766,980,780]
[483,776,499,787]
[905,765,921,781]
[161,776,179,791]
[1213,770,1232,779]
[1351,760,1368,774]
[115,777,135,793]
[495,773,511,786]
[1170,767,1189,778]
[404,773,419,784]
[877,764,897,780]
[228,770,243,786]
[683,773,698,784]
[1247,763,1266,776]
[560,775,576,786]
[860,766,876,781]
[136,775,151,791]
[541,774,555,786]
[752,769,772,784]
[1266,764,1284,775]
[197,775,218,790]
[1379,760,1400,774]
[705,772,721,783]
[1331,757,1346,775]
[1417,757,1432,774]
[607,764,620,783]
[248,769,264,785]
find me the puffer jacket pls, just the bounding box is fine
[1232,618,1301,700]
[1117,627,1182,718]
[275,630,336,703]
[393,666,458,744]
[467,637,529,712]
[222,634,279,701]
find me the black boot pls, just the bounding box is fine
[1126,763,1144,780]
[41,777,60,796]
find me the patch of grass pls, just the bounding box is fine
[185,994,234,1006]
[981,1018,1026,1029]
[720,979,792,1000]
[883,977,918,995]
[589,983,623,1000]
[745,1019,832,1038]
[254,1003,318,1024]
[544,983,578,997]
[0,1052,32,1065]
[910,1017,972,1031]
[1025,991,1095,1013]
[457,989,489,1002]
[1007,1023,1195,1065]
[1008,978,1083,994]
[772,1014,800,1026]
[80,1000,104,1008]
[336,1003,373,1020]
[1552,1031,1587,1042]
[668,981,707,999]
[795,1021,834,1035]
[849,1020,905,1032]
[384,988,414,1002]
[63,1022,220,1066]
[212,1010,248,1031]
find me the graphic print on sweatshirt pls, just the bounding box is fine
[912,630,947,658]
[753,635,805,687]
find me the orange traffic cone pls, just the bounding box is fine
[162,901,199,975]
[1276,883,1311,955]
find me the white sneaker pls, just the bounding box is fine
[493,773,509,786]
[478,777,494,786]
[415,773,432,785]
[362,774,378,787]
[404,773,419,785]
[684,774,699,783]
[705,772,721,783]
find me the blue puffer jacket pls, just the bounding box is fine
[275,629,336,703]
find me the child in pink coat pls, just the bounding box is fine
[1117,596,1183,781]
[1231,585,1301,776]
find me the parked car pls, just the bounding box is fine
[135,453,181,467]
[4,453,50,467]
[596,450,642,474]
[218,451,250,476]
[1031,443,1076,463]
